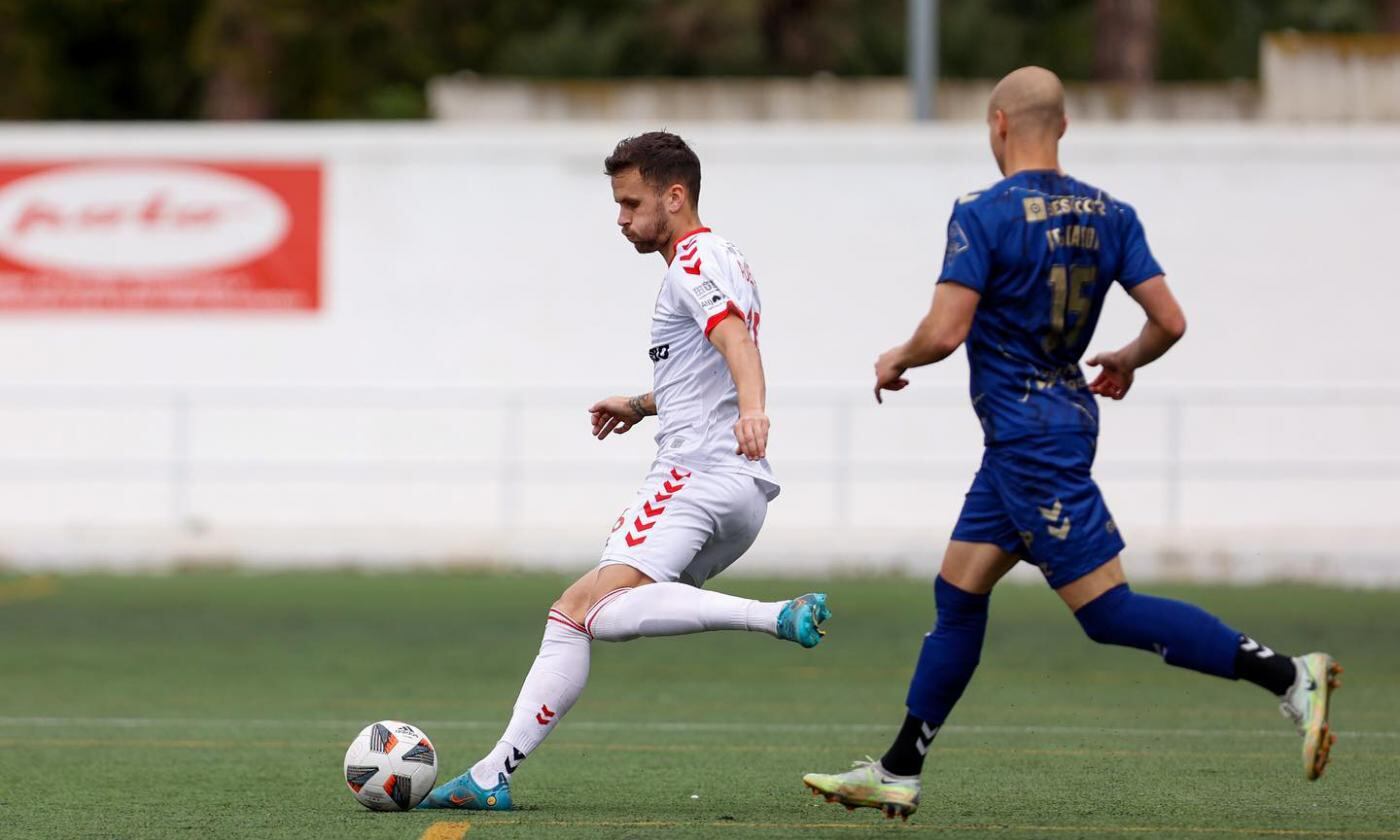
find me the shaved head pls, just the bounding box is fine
[989,66,1066,135]
[986,66,1067,175]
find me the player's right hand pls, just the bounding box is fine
[589,396,642,440]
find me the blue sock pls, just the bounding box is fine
[904,576,990,725]
[1074,583,1239,679]
[883,576,990,776]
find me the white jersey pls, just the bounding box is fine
[648,227,779,499]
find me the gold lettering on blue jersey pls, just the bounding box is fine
[1045,225,1100,251]
[1046,196,1107,217]
[1023,196,1107,229]
[1068,224,1099,250]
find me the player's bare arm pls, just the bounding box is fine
[708,314,769,460]
[589,392,656,440]
[1085,274,1185,400]
[874,281,981,404]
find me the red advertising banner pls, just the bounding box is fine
[0,161,321,310]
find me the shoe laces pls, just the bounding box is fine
[836,756,879,778]
[848,756,918,786]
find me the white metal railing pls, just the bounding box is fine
[0,383,1398,537]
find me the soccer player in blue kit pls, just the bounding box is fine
[802,67,1341,820]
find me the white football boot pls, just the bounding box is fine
[803,758,921,821]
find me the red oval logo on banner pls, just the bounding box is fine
[0,162,291,277]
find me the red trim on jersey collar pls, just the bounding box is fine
[668,227,711,266]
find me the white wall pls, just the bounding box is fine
[1263,32,1400,121]
[428,77,1261,122]
[0,123,1397,582]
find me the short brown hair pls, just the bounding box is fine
[604,131,701,208]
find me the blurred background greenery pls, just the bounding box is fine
[0,0,1395,120]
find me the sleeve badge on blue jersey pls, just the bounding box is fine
[944,219,970,269]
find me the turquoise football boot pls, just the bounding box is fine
[777,592,831,648]
[417,770,512,811]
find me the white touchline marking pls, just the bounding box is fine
[0,716,1396,740]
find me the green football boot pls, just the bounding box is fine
[803,758,920,821]
[1279,652,1343,780]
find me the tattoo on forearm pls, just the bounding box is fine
[627,394,655,421]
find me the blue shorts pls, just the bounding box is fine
[951,434,1125,589]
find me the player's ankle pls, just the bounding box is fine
[1234,634,1297,696]
[875,759,921,781]
[748,599,785,635]
[879,712,939,777]
[469,762,499,788]
[471,741,522,788]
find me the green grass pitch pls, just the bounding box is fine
[2,570,1398,839]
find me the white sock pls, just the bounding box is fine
[586,583,786,642]
[469,613,591,787]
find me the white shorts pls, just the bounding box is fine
[600,461,769,587]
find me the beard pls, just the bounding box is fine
[624,219,672,254]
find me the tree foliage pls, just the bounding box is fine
[0,0,1387,119]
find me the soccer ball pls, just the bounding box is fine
[343,720,438,811]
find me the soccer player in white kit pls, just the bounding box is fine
[420,131,831,812]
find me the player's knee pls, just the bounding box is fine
[933,575,991,630]
[1079,619,1114,646]
[550,590,590,627]
[1074,582,1132,645]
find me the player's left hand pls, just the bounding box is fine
[874,347,909,404]
[734,412,769,461]
[1085,350,1135,400]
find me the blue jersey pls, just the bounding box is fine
[939,170,1163,444]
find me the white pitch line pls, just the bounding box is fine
[0,716,1396,741]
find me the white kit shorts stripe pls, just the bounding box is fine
[599,460,769,587]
